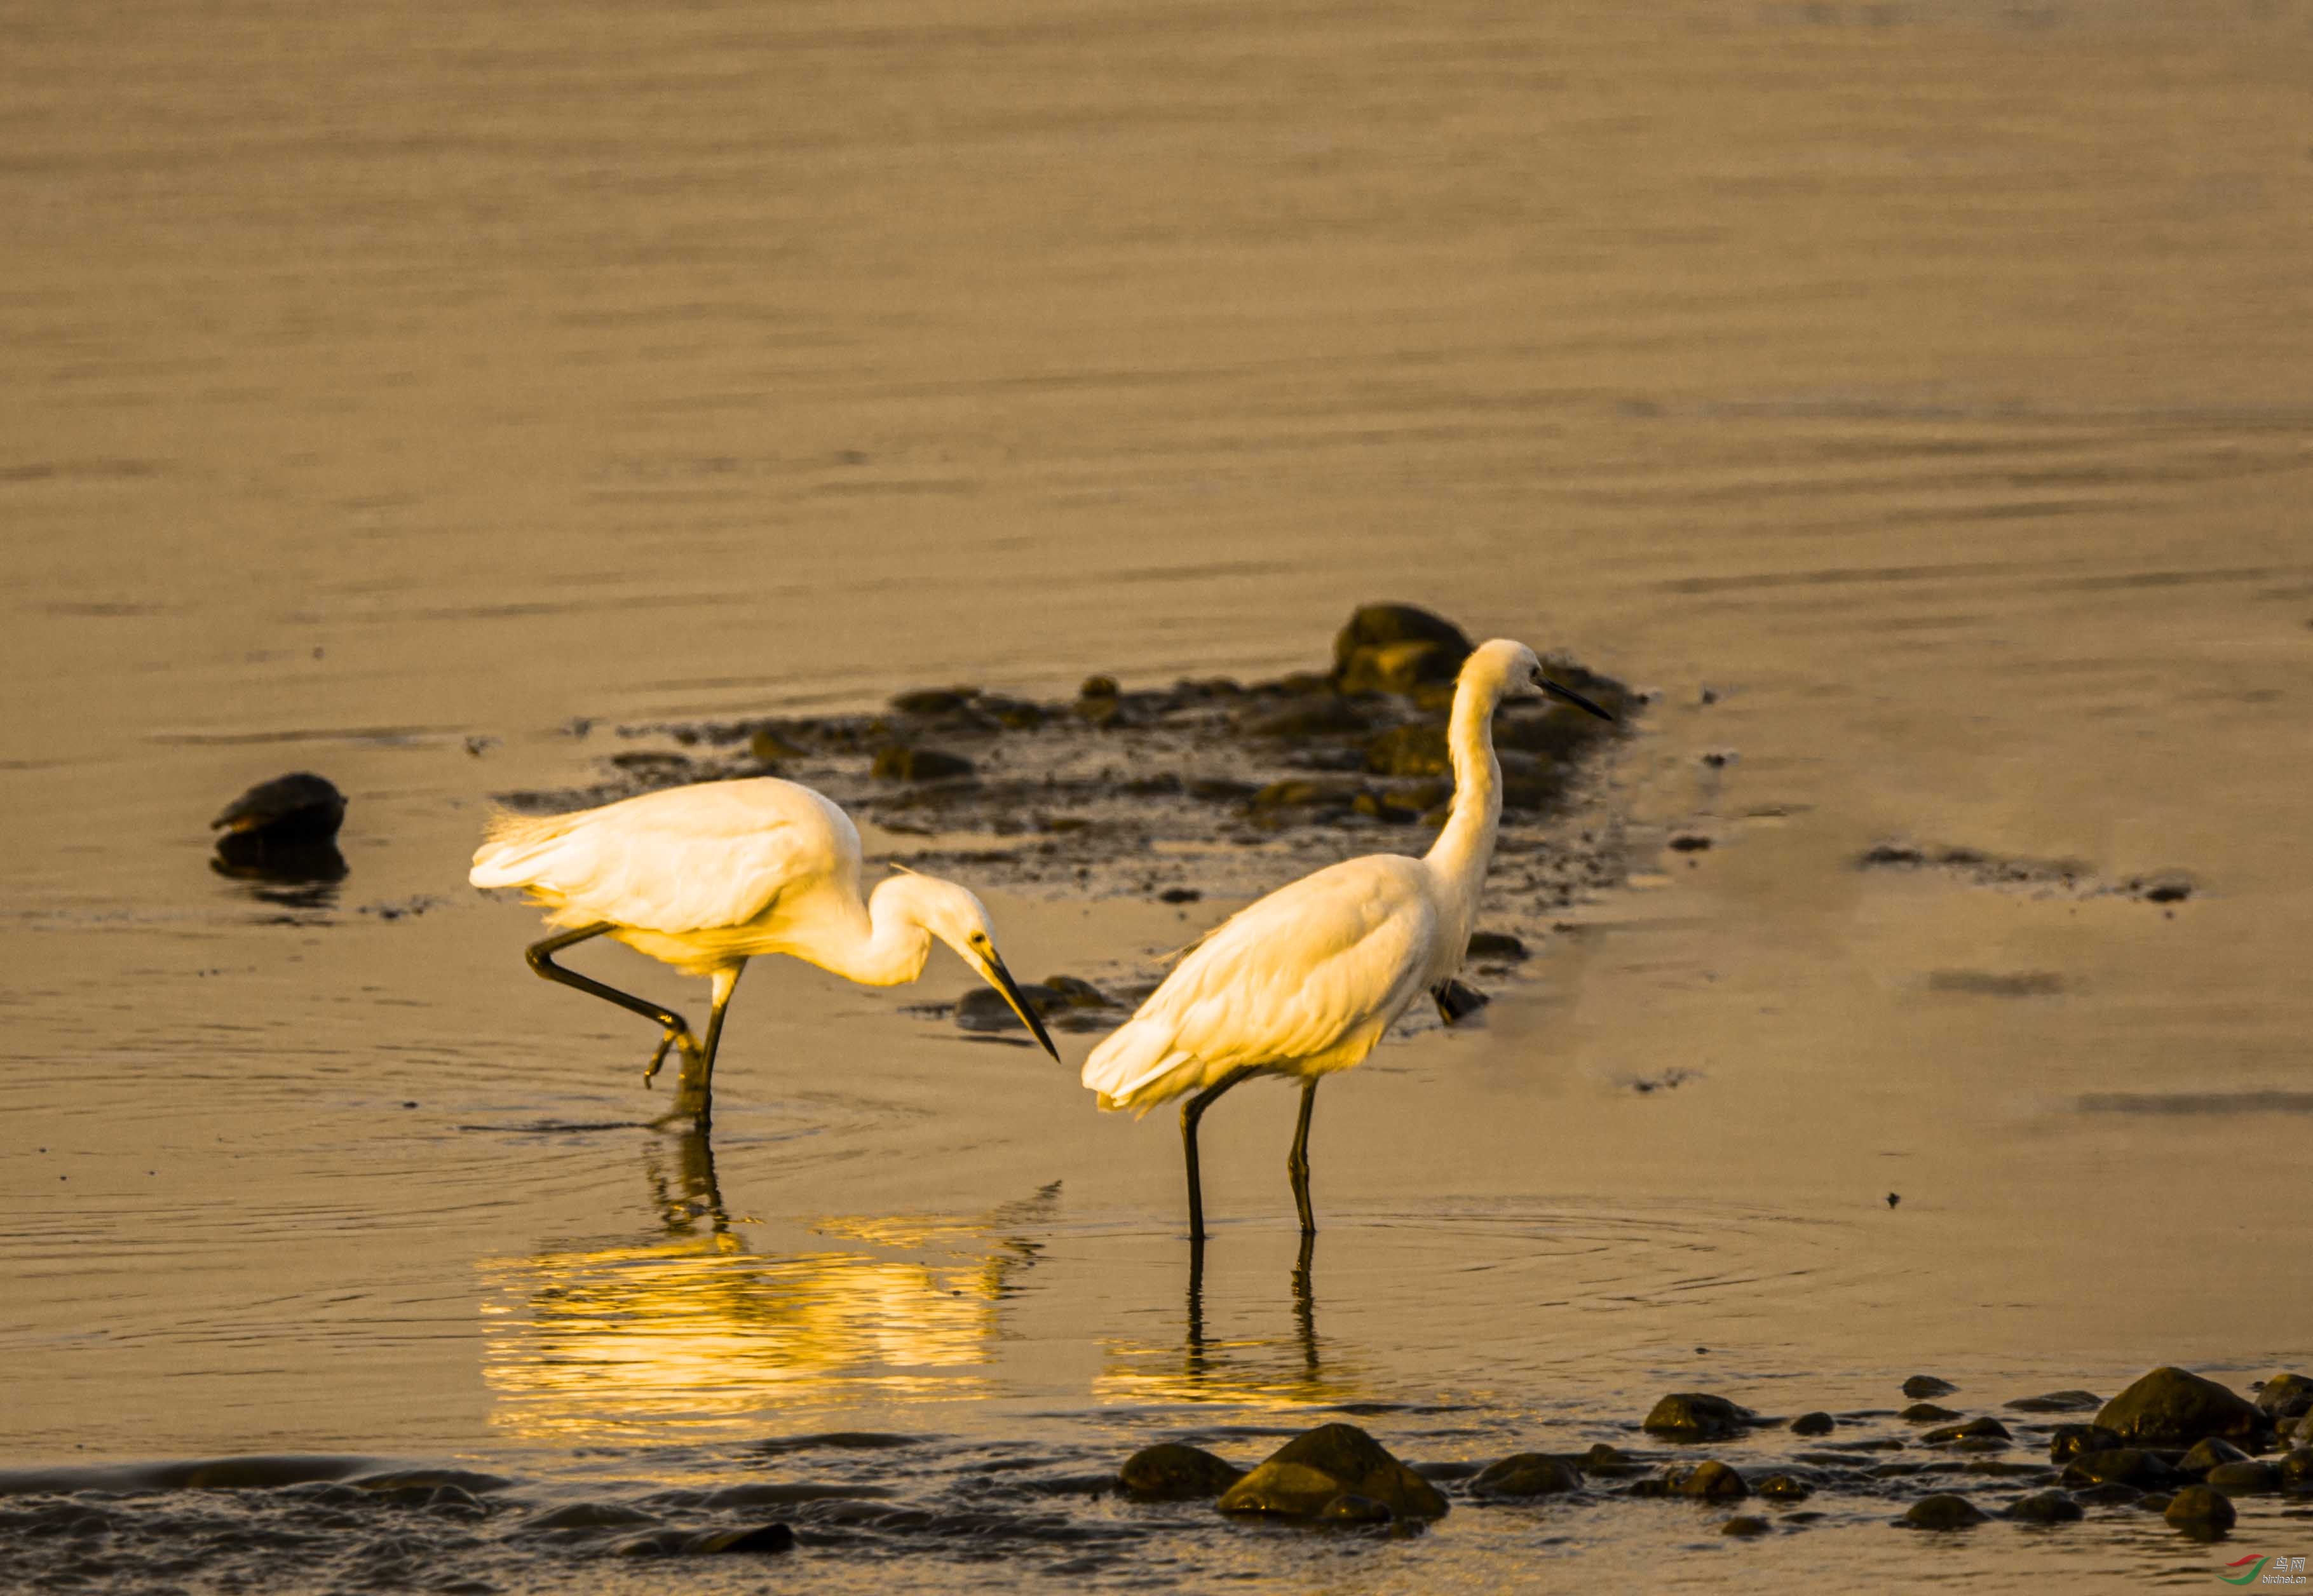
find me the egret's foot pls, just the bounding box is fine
[642,1027,703,1088]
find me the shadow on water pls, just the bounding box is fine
[477,1128,1058,1441]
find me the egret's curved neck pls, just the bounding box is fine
[1423,666,1508,923]
[799,886,932,987]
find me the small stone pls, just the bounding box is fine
[688,1523,796,1554]
[1242,698,1372,740]
[1902,1494,1986,1530]
[2204,1461,2280,1492]
[1079,675,1119,700]
[2006,1490,2084,1524]
[1218,1461,1347,1518]
[2095,1367,2265,1447]
[2049,1424,2124,1463]
[1580,1444,1641,1478]
[888,687,975,715]
[1902,1376,1958,1399]
[1248,778,1361,813]
[1720,1515,1772,1536]
[2163,1484,2236,1536]
[1643,1393,1754,1442]
[1469,1454,1582,1499]
[1901,1403,1961,1422]
[1667,1461,1748,1500]
[1158,888,1200,904]
[871,746,975,782]
[2179,1437,2251,1476]
[1789,1412,1835,1437]
[1667,834,1712,853]
[2257,1374,2313,1420]
[1120,1443,1243,1501]
[1754,1475,1814,1502]
[1465,931,1528,962]
[1923,1418,2011,1445]
[2062,1449,2181,1491]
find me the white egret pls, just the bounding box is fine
[470,777,1058,1127]
[1081,640,1615,1238]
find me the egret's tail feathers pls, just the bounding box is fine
[1080,1018,1200,1114]
[468,809,581,888]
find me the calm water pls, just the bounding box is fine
[4,1,2312,1589]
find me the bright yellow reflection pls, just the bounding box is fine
[1093,1240,1367,1409]
[477,1134,1046,1441]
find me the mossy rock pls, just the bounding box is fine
[1247,778,1361,812]
[1755,1473,1813,1502]
[1469,1454,1581,1499]
[1902,1494,1986,1530]
[1789,1412,1835,1437]
[2179,1437,2252,1476]
[2279,1449,2313,1489]
[1643,1393,1754,1442]
[1218,1424,1448,1522]
[888,687,976,715]
[2163,1484,2235,1536]
[2257,1374,2313,1419]
[1119,1443,1244,1501]
[1331,605,1474,696]
[1667,1461,1748,1500]
[1923,1417,2011,1445]
[1721,1515,1772,1536]
[2096,1367,2265,1447]
[1580,1444,1641,1478]
[2005,1390,2105,1414]
[2204,1461,2280,1492]
[1467,931,1528,963]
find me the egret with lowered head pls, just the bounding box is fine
[1080,640,1614,1239]
[470,777,1058,1127]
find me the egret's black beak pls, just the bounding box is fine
[984,952,1061,1061]
[1537,673,1617,722]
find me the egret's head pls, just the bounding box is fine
[1469,638,1617,721]
[879,869,1060,1060]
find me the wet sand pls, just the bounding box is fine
[5,1,2313,1588]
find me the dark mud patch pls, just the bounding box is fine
[496,607,1638,968]
[1857,841,2194,903]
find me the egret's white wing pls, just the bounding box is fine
[470,778,850,935]
[1083,855,1435,1108]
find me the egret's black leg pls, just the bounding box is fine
[1179,1065,1255,1243]
[660,961,745,1132]
[524,924,700,1074]
[1287,1078,1319,1235]
[1183,1235,1209,1379]
[1292,1229,1319,1377]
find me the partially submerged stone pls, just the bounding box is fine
[2257,1374,2313,1420]
[1901,1376,1958,1400]
[1216,1424,1448,1524]
[689,1523,797,1554]
[2049,1424,2124,1463]
[1667,1461,1748,1500]
[2096,1367,2265,1447]
[1469,1454,1582,1499]
[2204,1461,2280,1492]
[1720,1515,1772,1536]
[2162,1484,2235,1536]
[1902,1494,1986,1529]
[2062,1449,2181,1491]
[1901,1403,1961,1423]
[1643,1393,1754,1442]
[2005,1390,2103,1414]
[1754,1474,1813,1503]
[2179,1437,2252,1476]
[1923,1418,2011,1445]
[2006,1489,2084,1524]
[1789,1412,1835,1437]
[1120,1443,1244,1501]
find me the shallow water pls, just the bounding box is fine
[6,0,2313,1589]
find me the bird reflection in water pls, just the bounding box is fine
[1096,1234,1359,1407]
[477,1129,1052,1440]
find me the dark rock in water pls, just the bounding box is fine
[1788,1412,1835,1437]
[2096,1367,2265,1447]
[2257,1373,2313,1419]
[1901,1403,1961,1423]
[1667,1461,1748,1500]
[2006,1490,2084,1524]
[1317,1492,1394,1525]
[1580,1444,1641,1478]
[1331,604,1474,696]
[1721,1515,1772,1536]
[1038,975,1113,1010]
[2179,1437,2252,1477]
[953,985,1065,1032]
[1364,722,1451,778]
[2068,1481,2143,1507]
[2278,1448,2313,1488]
[1645,1393,1754,1442]
[1119,1443,1243,1501]
[2203,1461,2280,1492]
[871,745,975,782]
[1242,698,1373,740]
[2163,1484,2235,1536]
[1466,931,1529,963]
[1667,833,1712,853]
[977,694,1047,729]
[2063,1449,2181,1490]
[1902,1494,1987,1529]
[1248,778,1361,813]
[2049,1424,2123,1463]
[1754,1474,1813,1501]
[1469,1454,1582,1498]
[1923,1418,2011,1445]
[1216,1423,1448,1523]
[2006,1390,2104,1414]
[1079,675,1120,700]
[750,727,812,763]
[1158,887,1201,903]
[1431,978,1489,1026]
[1351,788,1426,825]
[212,771,346,844]
[1902,1376,1958,1399]
[889,687,974,715]
[689,1523,797,1554]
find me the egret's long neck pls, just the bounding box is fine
[800,887,932,987]
[1423,665,1507,933]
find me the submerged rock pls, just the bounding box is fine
[1667,1461,1748,1500]
[689,1523,797,1554]
[2204,1461,2280,1492]
[2062,1449,2181,1491]
[2006,1390,2104,1414]
[1119,1443,1244,1501]
[1465,931,1529,963]
[1643,1393,1754,1442]
[1901,1376,1958,1400]
[2163,1484,2235,1536]
[1901,1403,1961,1423]
[1923,1418,2011,1445]
[1580,1444,1641,1478]
[2279,1448,2313,1489]
[1789,1412,1835,1437]
[2006,1490,2084,1524]
[2068,1482,2143,1508]
[1754,1474,1813,1502]
[2049,1424,2124,1463]
[1721,1515,1772,1536]
[1902,1494,1987,1530]
[1469,1454,1581,1499]
[1216,1424,1448,1524]
[2096,1367,2265,1447]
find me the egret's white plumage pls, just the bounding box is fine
[471,776,1057,1125]
[1082,639,1614,1235]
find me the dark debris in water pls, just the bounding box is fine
[1858,840,2194,905]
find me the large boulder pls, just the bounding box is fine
[1331,605,1474,696]
[1216,1424,1448,1523]
[2095,1367,2265,1447]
